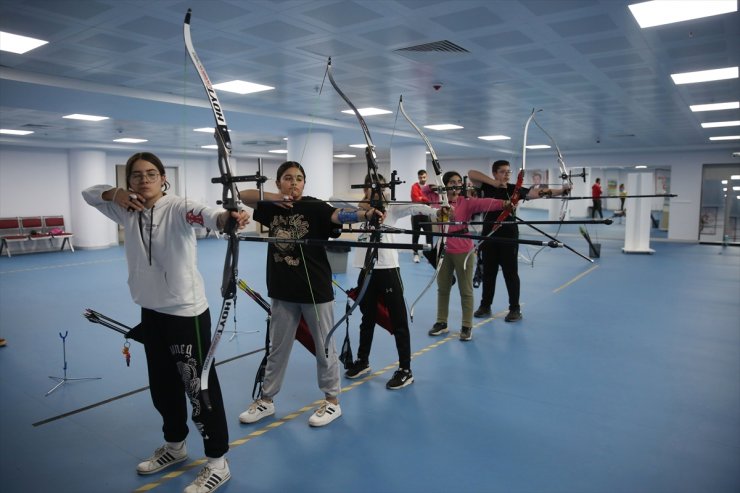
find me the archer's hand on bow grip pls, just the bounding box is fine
[436,206,451,223]
[503,200,515,214]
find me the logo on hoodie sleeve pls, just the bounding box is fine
[186,209,205,226]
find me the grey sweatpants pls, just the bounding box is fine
[262,299,341,400]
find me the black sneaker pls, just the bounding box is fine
[344,359,370,379]
[459,326,472,341]
[505,309,522,322]
[386,369,414,389]
[428,322,448,336]
[473,306,491,318]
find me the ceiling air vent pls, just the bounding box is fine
[395,40,469,53]
[394,40,469,63]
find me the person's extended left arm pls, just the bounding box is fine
[216,209,250,230]
[331,207,384,225]
[525,184,571,200]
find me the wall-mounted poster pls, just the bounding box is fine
[655,168,670,194]
[607,179,618,196]
[528,169,548,189]
[700,206,718,235]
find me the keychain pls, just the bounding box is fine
[122,341,131,367]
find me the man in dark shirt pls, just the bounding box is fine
[468,160,569,322]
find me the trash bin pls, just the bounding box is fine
[326,243,351,273]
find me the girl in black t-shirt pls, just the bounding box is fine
[238,161,382,427]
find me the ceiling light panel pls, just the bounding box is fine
[628,0,737,28]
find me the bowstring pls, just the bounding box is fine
[297,64,330,338]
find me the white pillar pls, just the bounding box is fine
[69,149,116,248]
[390,143,427,201]
[287,130,333,200]
[390,144,427,243]
[547,166,564,220]
[623,172,655,254]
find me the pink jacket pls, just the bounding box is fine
[422,185,505,254]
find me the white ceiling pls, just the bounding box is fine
[1,0,739,164]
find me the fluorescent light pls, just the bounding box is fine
[690,101,739,112]
[701,121,740,128]
[721,180,728,184]
[201,144,218,149]
[113,138,148,143]
[334,154,356,158]
[0,31,48,54]
[0,129,34,135]
[194,127,214,133]
[349,144,367,148]
[525,144,551,149]
[709,135,740,140]
[63,113,109,121]
[212,80,274,95]
[424,124,463,131]
[478,135,511,141]
[635,165,648,169]
[268,149,288,154]
[341,108,392,116]
[629,1,737,28]
[671,67,738,85]
[731,175,740,180]
[733,186,740,191]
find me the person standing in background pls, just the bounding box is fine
[591,178,603,218]
[410,169,432,263]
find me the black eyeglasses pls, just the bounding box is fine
[130,171,160,183]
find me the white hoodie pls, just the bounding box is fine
[82,185,222,317]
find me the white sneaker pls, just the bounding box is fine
[136,443,187,475]
[308,400,342,427]
[413,254,420,263]
[184,460,230,493]
[239,399,275,424]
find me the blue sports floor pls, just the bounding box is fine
[1,214,738,493]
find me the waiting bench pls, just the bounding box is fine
[0,216,74,257]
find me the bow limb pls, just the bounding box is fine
[184,9,240,411]
[323,58,382,355]
[398,95,449,320]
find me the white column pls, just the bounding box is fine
[69,149,116,248]
[287,130,333,200]
[390,143,427,243]
[547,166,564,220]
[623,172,655,254]
[391,143,427,201]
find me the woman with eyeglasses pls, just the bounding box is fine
[468,160,570,323]
[82,151,249,492]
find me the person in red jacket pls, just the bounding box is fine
[410,169,432,263]
[591,178,603,218]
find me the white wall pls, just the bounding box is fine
[0,145,734,244]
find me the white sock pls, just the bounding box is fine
[208,456,226,470]
[166,440,185,452]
